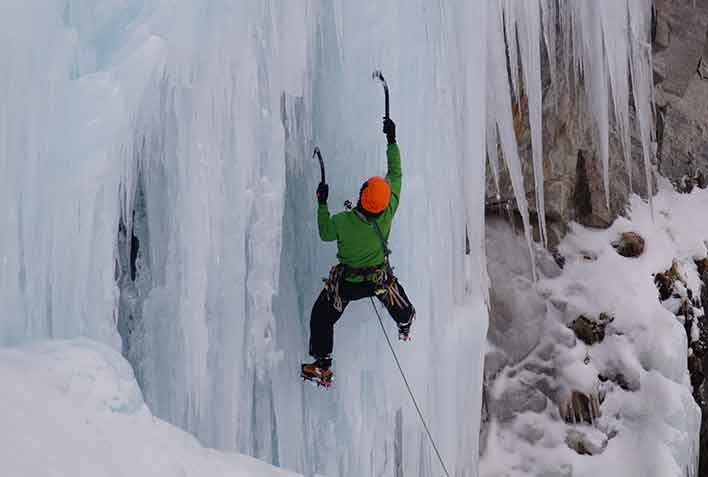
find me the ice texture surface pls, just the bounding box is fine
[1,1,487,476]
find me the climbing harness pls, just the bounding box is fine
[322,263,409,312]
[369,298,450,477]
[321,202,410,311]
[350,206,409,308]
[322,262,390,312]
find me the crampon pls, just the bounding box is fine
[301,362,333,388]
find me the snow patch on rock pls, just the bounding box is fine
[482,181,704,476]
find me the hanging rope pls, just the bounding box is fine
[369,298,451,477]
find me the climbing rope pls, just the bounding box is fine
[369,298,451,477]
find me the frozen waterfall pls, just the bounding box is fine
[0,1,655,476]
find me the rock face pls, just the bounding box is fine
[653,261,707,406]
[487,38,653,248]
[487,1,708,249]
[650,258,708,475]
[696,257,708,477]
[482,219,563,454]
[648,10,708,450]
[654,0,708,183]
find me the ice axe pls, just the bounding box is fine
[312,146,325,184]
[372,70,390,119]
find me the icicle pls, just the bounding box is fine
[601,1,633,191]
[489,0,537,281]
[540,0,558,90]
[557,1,573,85]
[575,1,612,209]
[627,0,656,216]
[486,97,501,197]
[502,0,522,101]
[514,0,548,247]
[484,0,658,269]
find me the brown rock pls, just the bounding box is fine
[612,232,645,258]
[571,314,612,346]
[559,390,601,424]
[655,261,681,301]
[696,257,708,277]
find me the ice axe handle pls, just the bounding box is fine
[372,70,390,119]
[312,147,325,184]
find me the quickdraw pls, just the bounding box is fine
[373,272,409,310]
[323,265,347,312]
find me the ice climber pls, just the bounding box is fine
[301,117,416,387]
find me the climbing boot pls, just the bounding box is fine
[301,357,333,388]
[398,314,415,342]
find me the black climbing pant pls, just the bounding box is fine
[309,279,415,359]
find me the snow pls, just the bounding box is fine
[482,182,703,476]
[0,338,299,477]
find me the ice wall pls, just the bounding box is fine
[273,3,489,475]
[0,0,162,345]
[0,0,658,476]
[1,1,488,475]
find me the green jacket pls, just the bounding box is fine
[317,143,402,281]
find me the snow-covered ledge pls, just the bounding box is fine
[0,339,299,477]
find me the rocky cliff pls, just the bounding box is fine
[487,1,708,246]
[483,1,708,475]
[655,0,708,184]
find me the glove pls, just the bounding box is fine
[383,118,396,144]
[316,182,329,205]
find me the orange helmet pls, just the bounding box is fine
[360,176,391,214]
